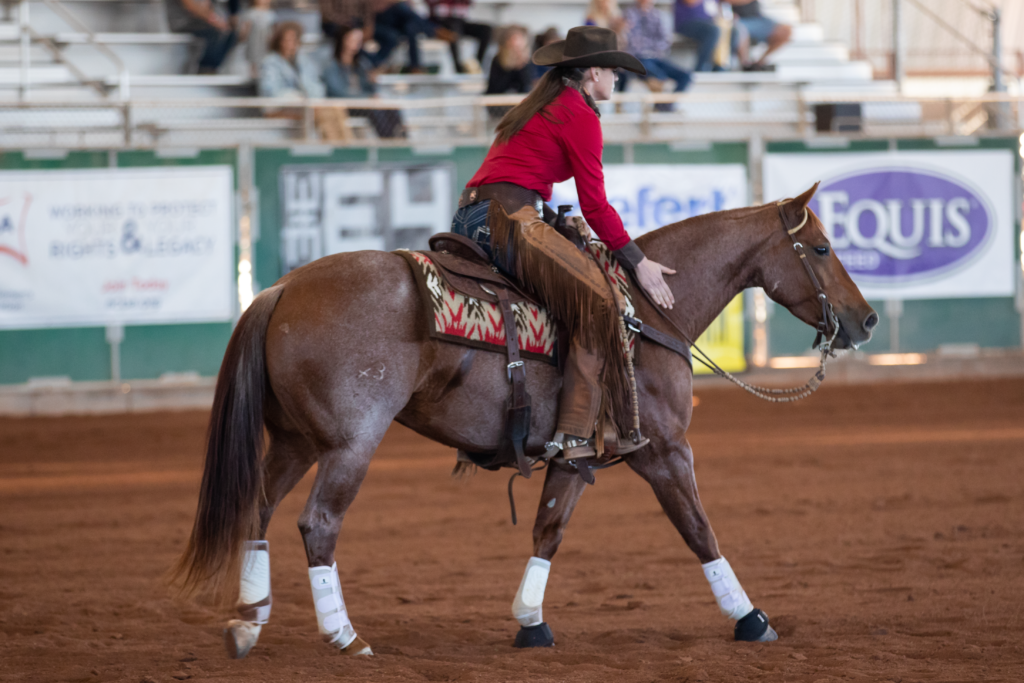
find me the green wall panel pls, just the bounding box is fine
[120,323,234,380]
[633,141,748,165]
[0,328,110,383]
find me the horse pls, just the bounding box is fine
[173,183,877,658]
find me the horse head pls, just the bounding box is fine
[761,183,878,350]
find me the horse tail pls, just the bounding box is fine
[171,284,285,599]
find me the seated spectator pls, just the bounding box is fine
[625,0,691,99]
[373,0,458,73]
[425,0,492,74]
[585,0,629,91]
[240,0,276,78]
[258,21,326,101]
[730,0,791,71]
[323,24,405,138]
[674,0,720,72]
[531,27,560,80]
[484,25,532,119]
[165,0,238,73]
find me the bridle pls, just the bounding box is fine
[625,200,843,404]
[776,200,841,354]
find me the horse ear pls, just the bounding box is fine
[791,182,820,211]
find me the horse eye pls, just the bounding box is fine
[814,245,830,256]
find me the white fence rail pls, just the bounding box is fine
[0,92,1021,149]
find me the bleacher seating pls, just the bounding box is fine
[0,0,911,143]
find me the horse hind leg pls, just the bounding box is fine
[225,430,317,659]
[298,437,382,656]
[511,464,589,648]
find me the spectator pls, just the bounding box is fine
[373,0,458,72]
[165,0,238,73]
[625,0,691,95]
[320,0,380,41]
[730,0,791,71]
[531,27,560,80]
[484,25,531,119]
[323,24,405,138]
[585,0,630,91]
[240,0,276,77]
[258,21,326,100]
[425,0,492,74]
[674,0,720,72]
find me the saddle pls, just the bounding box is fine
[420,232,542,479]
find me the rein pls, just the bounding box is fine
[629,201,840,404]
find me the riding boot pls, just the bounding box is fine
[556,341,603,459]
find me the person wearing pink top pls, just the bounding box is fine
[452,26,677,466]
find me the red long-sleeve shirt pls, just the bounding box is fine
[468,87,631,251]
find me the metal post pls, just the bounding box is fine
[18,0,29,101]
[885,298,903,352]
[892,0,905,93]
[106,324,124,383]
[991,7,1003,93]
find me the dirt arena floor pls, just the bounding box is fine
[2,378,1023,683]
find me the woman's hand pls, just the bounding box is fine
[635,257,676,309]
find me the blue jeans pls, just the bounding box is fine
[190,24,237,70]
[450,200,493,259]
[676,19,720,72]
[639,57,691,90]
[373,1,436,69]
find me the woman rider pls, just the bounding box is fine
[451,26,676,462]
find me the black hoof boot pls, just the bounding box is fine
[514,622,555,648]
[735,609,778,642]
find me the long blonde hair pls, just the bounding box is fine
[586,0,621,27]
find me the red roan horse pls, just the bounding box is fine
[174,184,877,657]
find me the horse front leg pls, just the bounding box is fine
[510,464,589,648]
[627,437,778,643]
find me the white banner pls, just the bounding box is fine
[0,166,235,329]
[763,150,1016,300]
[551,163,749,239]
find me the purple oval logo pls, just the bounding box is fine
[811,167,992,282]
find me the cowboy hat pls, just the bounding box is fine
[532,26,647,75]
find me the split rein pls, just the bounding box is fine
[631,201,841,404]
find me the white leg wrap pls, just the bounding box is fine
[702,556,755,621]
[511,557,551,627]
[308,563,357,649]
[237,540,272,624]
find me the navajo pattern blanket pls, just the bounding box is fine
[400,241,635,365]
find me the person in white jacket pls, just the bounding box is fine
[258,22,326,101]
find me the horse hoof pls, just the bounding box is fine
[224,619,261,659]
[340,635,374,656]
[734,608,776,643]
[514,622,555,648]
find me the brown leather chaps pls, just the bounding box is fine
[490,203,629,439]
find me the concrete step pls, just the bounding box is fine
[0,106,122,129]
[769,42,850,64]
[0,64,82,85]
[760,6,801,25]
[801,80,900,96]
[775,60,874,82]
[0,45,56,61]
[790,23,825,43]
[0,22,18,41]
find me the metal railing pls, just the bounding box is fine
[0,90,1021,149]
[14,0,129,101]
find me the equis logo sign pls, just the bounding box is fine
[812,167,992,282]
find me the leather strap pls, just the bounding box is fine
[496,287,532,478]
[623,315,693,369]
[460,182,544,215]
[776,202,835,347]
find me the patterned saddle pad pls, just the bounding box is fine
[399,241,635,364]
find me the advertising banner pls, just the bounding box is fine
[279,162,453,274]
[552,163,749,239]
[554,163,749,373]
[0,166,234,329]
[763,150,1016,299]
